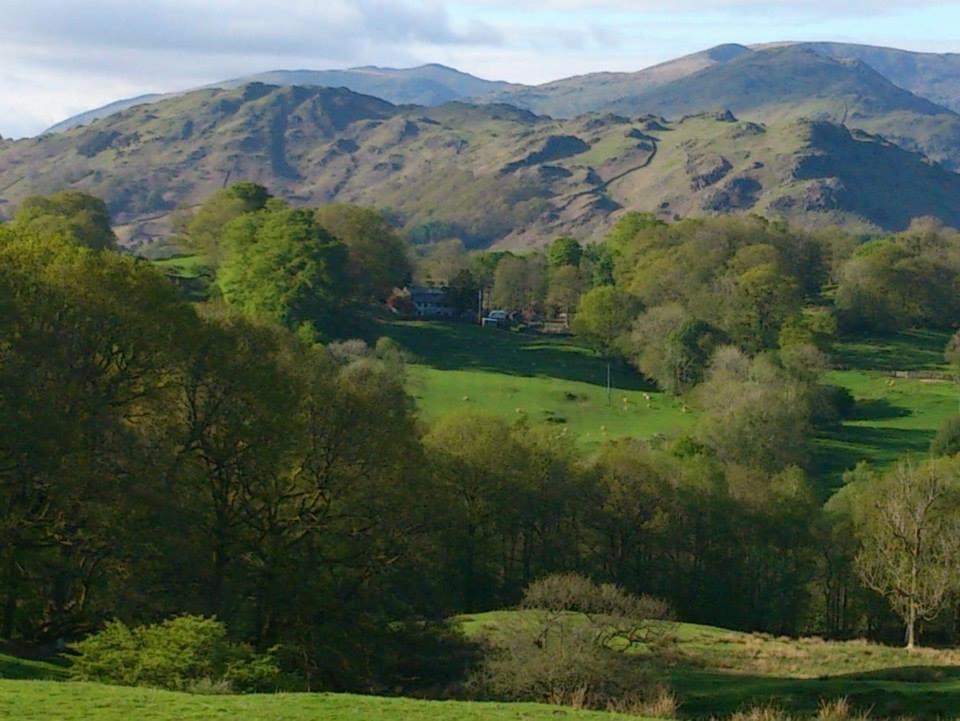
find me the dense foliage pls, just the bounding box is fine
[7,191,960,704]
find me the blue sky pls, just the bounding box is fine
[2,0,960,138]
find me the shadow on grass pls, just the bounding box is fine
[672,666,960,720]
[847,398,912,422]
[812,425,933,493]
[377,320,653,390]
[834,330,951,373]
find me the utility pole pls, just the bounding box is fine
[607,360,612,404]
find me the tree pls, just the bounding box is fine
[573,286,639,359]
[724,264,801,352]
[424,412,526,611]
[661,319,725,393]
[694,350,812,473]
[0,227,193,639]
[573,286,641,401]
[314,204,411,302]
[855,459,960,649]
[446,268,480,317]
[931,416,960,457]
[491,255,543,313]
[14,191,116,250]
[547,236,583,269]
[218,208,348,336]
[182,182,273,260]
[545,265,583,324]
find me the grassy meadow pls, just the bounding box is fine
[380,320,958,485]
[0,682,647,721]
[461,611,960,719]
[8,618,960,721]
[381,321,695,448]
[0,652,66,681]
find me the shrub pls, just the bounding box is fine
[607,687,680,718]
[70,616,280,693]
[931,415,960,457]
[472,575,673,709]
[521,573,673,624]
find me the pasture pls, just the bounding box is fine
[381,320,696,448]
[461,611,960,720]
[0,682,645,721]
[381,321,959,486]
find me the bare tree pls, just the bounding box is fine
[855,460,960,649]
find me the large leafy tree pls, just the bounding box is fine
[572,286,640,359]
[218,207,348,337]
[0,227,192,638]
[314,204,411,302]
[855,459,960,649]
[14,190,116,250]
[180,182,273,260]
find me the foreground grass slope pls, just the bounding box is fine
[0,682,647,721]
[0,652,67,681]
[462,612,960,719]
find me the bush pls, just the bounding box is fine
[70,616,280,693]
[931,415,960,457]
[521,573,673,623]
[472,575,673,709]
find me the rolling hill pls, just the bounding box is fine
[784,42,960,114]
[43,65,517,135]
[4,81,960,248]
[478,43,753,118]
[598,46,960,171]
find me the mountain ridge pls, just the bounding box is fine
[6,81,960,250]
[40,41,960,135]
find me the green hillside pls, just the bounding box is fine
[377,321,958,489]
[603,46,960,172]
[795,42,960,115]
[381,321,695,448]
[44,64,521,135]
[462,611,960,719]
[0,652,67,681]
[0,682,646,721]
[4,82,960,249]
[481,44,752,119]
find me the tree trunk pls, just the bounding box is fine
[1,543,19,639]
[906,603,917,650]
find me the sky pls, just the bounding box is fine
[2,0,960,138]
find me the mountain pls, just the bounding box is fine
[42,65,518,134]
[776,42,960,114]
[6,82,960,249]
[479,44,752,118]
[45,93,169,134]
[594,46,960,171]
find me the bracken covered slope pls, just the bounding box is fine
[3,82,960,248]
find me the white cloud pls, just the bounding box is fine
[0,0,959,137]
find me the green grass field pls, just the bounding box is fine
[816,330,958,489]
[461,611,960,719]
[0,682,646,721]
[381,321,695,448]
[380,321,959,485]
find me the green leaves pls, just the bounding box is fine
[218,207,348,337]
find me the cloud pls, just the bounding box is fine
[0,0,498,56]
[0,0,504,136]
[461,0,953,18]
[0,0,958,137]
